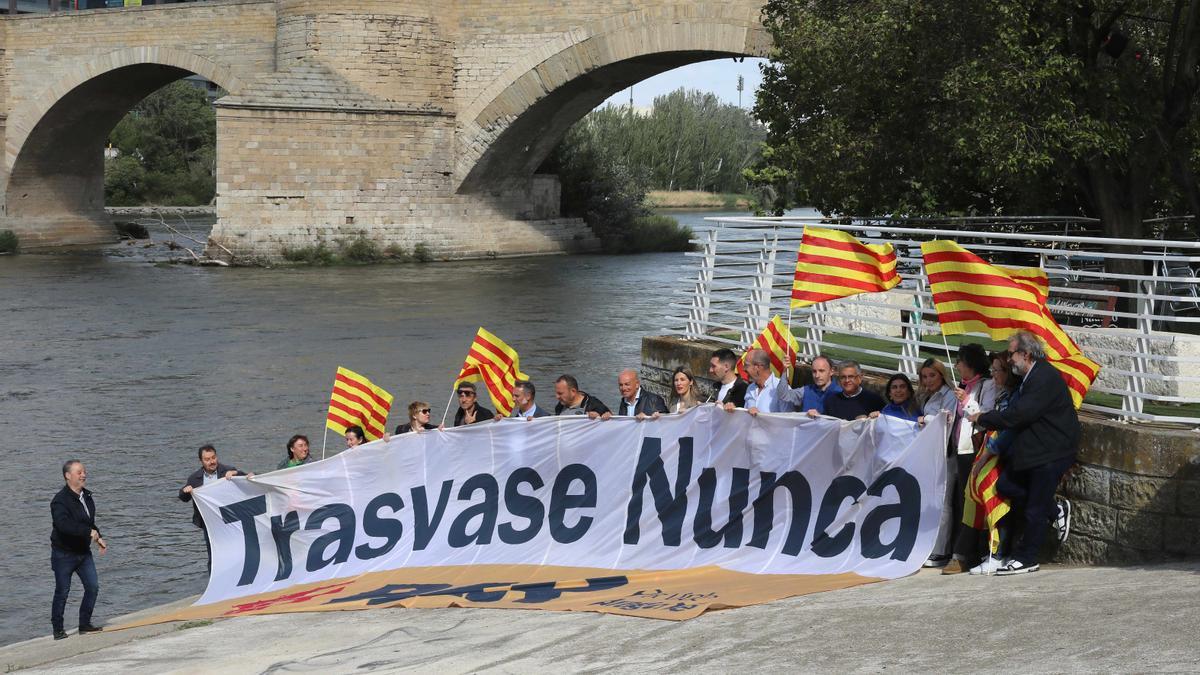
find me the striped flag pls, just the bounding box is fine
[791,227,901,308]
[961,436,1011,554]
[921,240,1100,407]
[454,327,528,417]
[737,315,800,379]
[325,367,393,441]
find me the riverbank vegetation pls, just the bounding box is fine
[281,234,433,266]
[750,0,1200,242]
[0,229,18,254]
[645,190,751,209]
[545,88,765,252]
[105,81,217,207]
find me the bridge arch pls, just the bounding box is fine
[3,48,245,247]
[456,7,771,193]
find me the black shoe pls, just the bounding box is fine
[53,630,68,640]
[78,624,103,634]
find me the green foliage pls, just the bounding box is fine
[626,215,695,253]
[753,0,1200,235]
[412,242,433,262]
[281,242,336,265]
[105,81,217,206]
[555,89,765,194]
[0,229,18,254]
[339,233,383,263]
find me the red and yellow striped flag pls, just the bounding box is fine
[961,437,1011,554]
[736,315,800,379]
[454,327,528,417]
[921,240,1100,407]
[326,367,393,440]
[791,227,901,308]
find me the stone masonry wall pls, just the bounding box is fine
[641,334,1200,565]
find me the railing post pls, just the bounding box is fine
[685,227,718,340]
[900,278,928,375]
[740,232,777,346]
[1123,264,1158,419]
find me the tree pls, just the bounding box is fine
[750,0,1200,242]
[105,80,217,205]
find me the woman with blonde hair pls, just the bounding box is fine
[668,367,701,413]
[394,400,439,434]
[917,357,957,568]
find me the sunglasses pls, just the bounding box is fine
[419,408,431,414]
[457,391,475,397]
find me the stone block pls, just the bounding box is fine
[1162,516,1200,555]
[1110,473,1177,514]
[1063,465,1110,504]
[1053,533,1108,565]
[1114,510,1164,551]
[1177,480,1200,518]
[1072,499,1117,540]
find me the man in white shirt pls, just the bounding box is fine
[738,349,785,415]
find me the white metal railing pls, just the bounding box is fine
[668,215,1200,426]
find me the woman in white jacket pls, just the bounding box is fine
[941,343,997,575]
[918,357,957,568]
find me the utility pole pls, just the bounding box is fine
[737,75,744,108]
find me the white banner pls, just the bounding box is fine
[194,407,947,605]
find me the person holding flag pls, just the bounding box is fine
[968,330,1079,576]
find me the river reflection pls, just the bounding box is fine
[0,216,734,645]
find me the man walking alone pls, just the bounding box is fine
[50,460,106,640]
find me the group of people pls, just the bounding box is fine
[49,330,1078,638]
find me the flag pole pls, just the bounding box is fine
[320,427,328,460]
[440,387,456,427]
[941,332,959,388]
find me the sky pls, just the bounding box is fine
[601,58,768,110]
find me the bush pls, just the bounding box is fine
[413,242,434,262]
[281,242,335,265]
[339,234,383,263]
[626,215,695,252]
[114,221,150,239]
[0,229,18,254]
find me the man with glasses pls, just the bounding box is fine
[50,460,106,640]
[969,330,1079,576]
[821,361,885,420]
[453,381,493,426]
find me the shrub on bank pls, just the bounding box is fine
[281,242,336,265]
[280,236,434,266]
[0,229,18,254]
[339,234,384,263]
[626,215,695,253]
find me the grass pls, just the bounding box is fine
[176,619,214,631]
[0,229,18,254]
[718,327,1200,418]
[645,190,751,209]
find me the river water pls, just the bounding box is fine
[0,210,756,646]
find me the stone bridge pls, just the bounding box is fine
[0,0,769,259]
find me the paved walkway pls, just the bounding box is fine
[4,563,1198,673]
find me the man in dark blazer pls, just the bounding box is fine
[608,369,669,419]
[709,348,748,407]
[501,380,551,419]
[179,445,249,570]
[51,460,106,640]
[971,330,1080,576]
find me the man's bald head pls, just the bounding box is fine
[618,369,641,401]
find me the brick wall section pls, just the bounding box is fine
[642,334,1200,565]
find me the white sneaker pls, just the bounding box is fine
[1053,497,1071,544]
[969,555,1003,576]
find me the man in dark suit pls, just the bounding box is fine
[179,445,249,571]
[51,460,106,640]
[709,348,748,407]
[608,368,668,419]
[500,380,551,419]
[971,330,1080,576]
